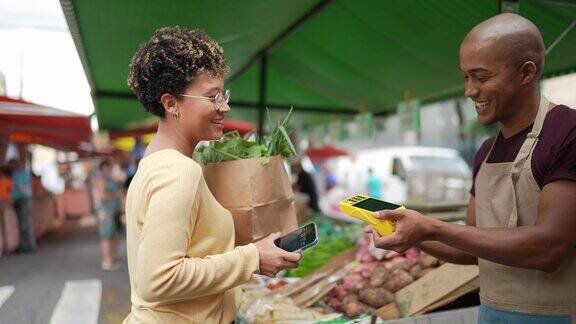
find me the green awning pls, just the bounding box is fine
[61,0,576,131]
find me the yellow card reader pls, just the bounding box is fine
[339,195,404,236]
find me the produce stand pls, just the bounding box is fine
[376,263,479,319]
[57,188,92,219]
[0,194,64,256]
[237,217,480,323]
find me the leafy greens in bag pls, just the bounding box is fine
[196,108,297,164]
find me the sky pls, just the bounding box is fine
[0,0,94,116]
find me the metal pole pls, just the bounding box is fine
[546,19,576,56]
[258,55,268,140]
[226,0,335,84]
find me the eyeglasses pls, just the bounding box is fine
[178,89,230,112]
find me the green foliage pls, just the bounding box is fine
[196,109,297,164]
[286,216,356,278]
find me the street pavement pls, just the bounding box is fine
[0,219,131,324]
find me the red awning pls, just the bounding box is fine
[0,96,92,150]
[305,144,350,163]
[108,119,256,139]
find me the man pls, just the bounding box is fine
[292,160,320,213]
[9,158,36,252]
[370,14,576,323]
[366,168,382,198]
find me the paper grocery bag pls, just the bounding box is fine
[203,155,298,246]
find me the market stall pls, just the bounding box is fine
[62,0,576,135]
[0,96,92,255]
[236,217,480,323]
[0,95,92,151]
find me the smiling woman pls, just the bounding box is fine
[122,27,301,324]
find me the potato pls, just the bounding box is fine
[383,260,394,270]
[410,264,423,279]
[383,278,398,293]
[358,287,394,308]
[359,262,379,278]
[420,254,439,268]
[390,257,412,271]
[342,273,363,291]
[383,269,414,293]
[356,278,370,291]
[326,296,343,310]
[343,294,359,304]
[343,301,369,318]
[369,265,389,287]
[393,269,414,290]
[334,284,348,298]
[342,294,371,318]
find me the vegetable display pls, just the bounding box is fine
[286,217,356,277]
[324,235,442,318]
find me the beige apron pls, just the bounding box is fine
[475,95,576,316]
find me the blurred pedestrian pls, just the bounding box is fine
[8,158,35,253]
[366,168,382,198]
[292,160,320,212]
[322,164,337,192]
[96,159,123,270]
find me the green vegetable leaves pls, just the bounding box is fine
[196,108,297,164]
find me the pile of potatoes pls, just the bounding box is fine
[324,247,440,318]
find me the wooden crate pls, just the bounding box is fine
[376,263,479,320]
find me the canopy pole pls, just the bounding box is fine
[546,19,576,56]
[258,55,268,140]
[227,0,335,84]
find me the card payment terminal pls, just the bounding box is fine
[339,195,405,236]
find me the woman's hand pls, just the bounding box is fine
[254,232,302,277]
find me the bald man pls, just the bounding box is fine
[371,14,576,323]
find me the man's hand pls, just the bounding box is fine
[368,209,435,253]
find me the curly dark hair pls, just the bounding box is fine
[127,26,229,118]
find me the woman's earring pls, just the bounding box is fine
[173,110,180,120]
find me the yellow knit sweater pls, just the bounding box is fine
[122,149,260,324]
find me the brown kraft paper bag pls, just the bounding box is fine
[203,155,298,246]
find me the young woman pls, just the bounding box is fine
[122,27,300,323]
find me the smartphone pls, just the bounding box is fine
[274,223,318,252]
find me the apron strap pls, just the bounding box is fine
[507,95,550,227]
